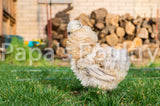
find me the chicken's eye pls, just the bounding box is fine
[68,32,70,35]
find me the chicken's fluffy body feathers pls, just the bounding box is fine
[67,21,130,90]
[67,25,97,60]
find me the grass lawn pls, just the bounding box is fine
[0,66,160,105]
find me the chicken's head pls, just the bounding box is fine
[67,20,82,35]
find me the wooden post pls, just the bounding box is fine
[0,0,3,35]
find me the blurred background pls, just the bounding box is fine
[0,0,160,67]
[0,0,160,105]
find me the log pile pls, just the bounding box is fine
[45,8,160,59]
[76,8,159,59]
[45,17,68,57]
[45,4,73,57]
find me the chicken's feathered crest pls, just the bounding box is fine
[67,20,82,33]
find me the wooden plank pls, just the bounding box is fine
[0,0,3,35]
[3,10,16,23]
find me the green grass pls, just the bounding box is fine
[3,37,52,66]
[0,66,160,105]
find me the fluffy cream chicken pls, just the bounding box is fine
[67,20,130,90]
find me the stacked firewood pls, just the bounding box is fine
[76,8,159,58]
[45,17,68,57]
[46,8,160,58]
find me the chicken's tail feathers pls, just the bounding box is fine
[103,47,130,72]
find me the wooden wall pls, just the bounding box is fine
[0,0,17,35]
[0,0,2,34]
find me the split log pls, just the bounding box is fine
[105,33,119,46]
[133,16,142,25]
[125,22,135,35]
[125,34,135,41]
[99,38,106,44]
[90,19,96,25]
[123,40,134,52]
[56,47,65,56]
[91,27,95,31]
[133,37,142,48]
[95,23,105,30]
[151,31,157,39]
[58,34,64,39]
[150,39,157,43]
[99,33,106,38]
[60,38,68,48]
[152,24,157,34]
[147,26,152,33]
[108,25,116,34]
[125,13,134,21]
[119,20,125,28]
[116,27,125,37]
[52,31,58,39]
[136,17,143,34]
[101,27,109,35]
[91,8,108,23]
[57,24,67,34]
[45,17,61,33]
[76,13,93,27]
[52,31,63,39]
[151,18,156,24]
[142,20,150,29]
[52,40,59,51]
[144,17,150,21]
[114,43,123,49]
[118,37,125,43]
[144,39,150,44]
[119,14,126,21]
[137,28,148,39]
[51,17,61,30]
[105,13,119,27]
[95,31,100,36]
